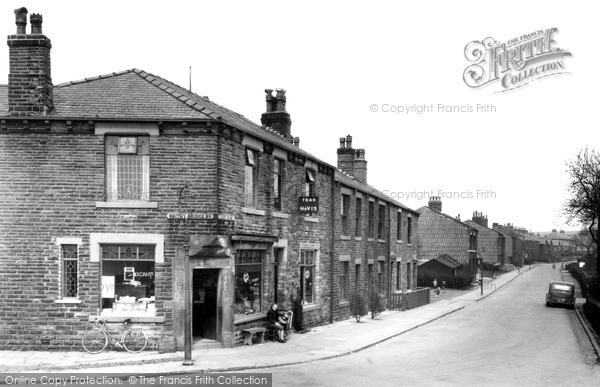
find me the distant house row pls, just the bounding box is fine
[415,197,583,285]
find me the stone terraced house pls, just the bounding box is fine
[0,8,419,350]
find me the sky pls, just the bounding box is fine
[0,0,597,232]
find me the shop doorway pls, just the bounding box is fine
[192,269,219,340]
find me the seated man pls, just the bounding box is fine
[266,303,287,343]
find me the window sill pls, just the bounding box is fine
[340,235,351,241]
[54,299,82,304]
[338,301,350,307]
[272,211,290,219]
[378,239,386,243]
[96,201,158,209]
[88,315,165,323]
[407,243,413,247]
[354,236,363,241]
[234,312,267,325]
[241,207,266,216]
[303,216,319,223]
[302,303,321,312]
[397,240,403,244]
[367,238,375,242]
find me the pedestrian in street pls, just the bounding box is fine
[552,262,556,270]
[433,279,439,297]
[267,303,287,343]
[442,281,446,294]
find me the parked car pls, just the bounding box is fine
[545,281,575,309]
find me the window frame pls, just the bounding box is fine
[104,135,151,202]
[378,261,384,293]
[300,249,317,304]
[235,249,264,316]
[407,217,413,244]
[305,169,316,197]
[245,148,258,208]
[273,158,283,211]
[341,194,350,235]
[368,201,375,238]
[99,244,157,317]
[378,204,386,239]
[397,211,402,241]
[355,197,362,237]
[340,261,349,302]
[61,244,78,299]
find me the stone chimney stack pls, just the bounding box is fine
[472,211,489,228]
[354,148,367,184]
[428,196,442,212]
[261,88,292,142]
[7,7,54,116]
[337,135,355,176]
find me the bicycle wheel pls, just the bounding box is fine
[82,328,108,354]
[122,329,148,353]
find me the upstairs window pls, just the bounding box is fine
[378,204,386,239]
[355,198,362,237]
[305,169,316,197]
[341,194,350,235]
[245,148,258,207]
[407,217,413,244]
[273,159,283,211]
[368,201,375,238]
[105,136,150,201]
[397,211,402,240]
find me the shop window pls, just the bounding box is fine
[340,261,348,302]
[105,136,150,201]
[245,148,258,207]
[300,250,316,304]
[61,244,78,298]
[235,250,263,316]
[100,245,156,316]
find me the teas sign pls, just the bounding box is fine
[299,197,319,215]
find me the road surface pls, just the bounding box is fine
[258,264,600,386]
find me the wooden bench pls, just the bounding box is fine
[241,327,267,346]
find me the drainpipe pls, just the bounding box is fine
[330,171,335,324]
[387,204,392,310]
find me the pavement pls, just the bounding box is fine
[0,266,534,375]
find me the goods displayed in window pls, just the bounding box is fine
[235,250,263,316]
[100,245,156,316]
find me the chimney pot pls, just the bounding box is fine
[293,137,300,147]
[261,88,291,140]
[428,197,442,212]
[14,7,28,35]
[345,135,353,149]
[339,137,346,149]
[30,13,43,34]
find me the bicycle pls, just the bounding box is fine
[82,318,148,354]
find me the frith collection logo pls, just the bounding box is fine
[463,28,572,92]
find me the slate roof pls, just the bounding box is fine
[335,170,417,214]
[1,69,419,214]
[426,254,462,269]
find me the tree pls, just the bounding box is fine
[564,148,600,278]
[367,287,384,319]
[574,227,598,254]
